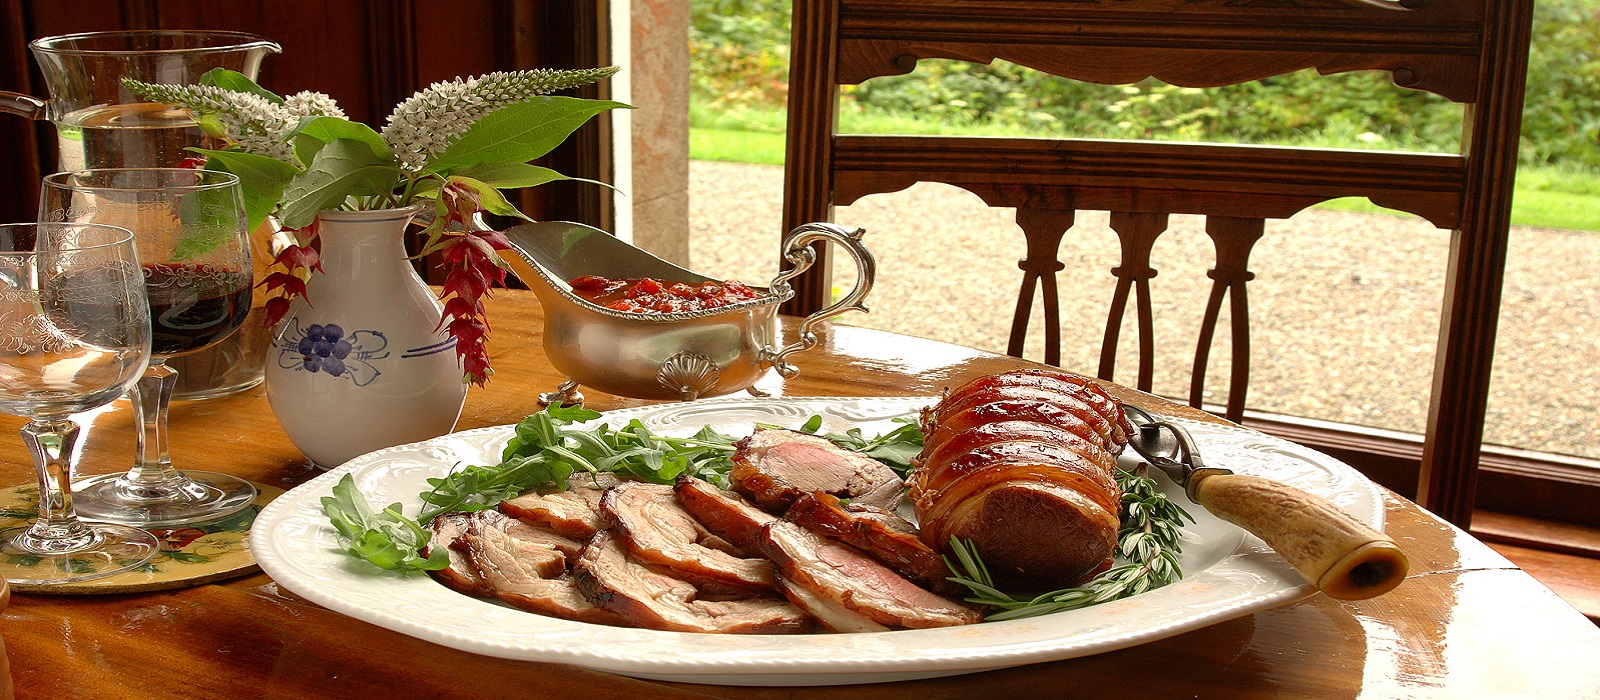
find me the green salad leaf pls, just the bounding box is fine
[321,474,449,571]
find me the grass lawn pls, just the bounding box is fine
[689,106,1600,232]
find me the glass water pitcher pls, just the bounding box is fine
[1,30,282,400]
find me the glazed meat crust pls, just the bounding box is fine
[911,369,1127,588]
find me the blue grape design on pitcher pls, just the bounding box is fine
[275,319,390,387]
[297,323,354,374]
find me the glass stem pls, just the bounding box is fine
[21,418,95,551]
[126,359,187,492]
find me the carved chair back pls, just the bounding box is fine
[779,0,1534,523]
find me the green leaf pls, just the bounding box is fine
[278,138,403,228]
[199,68,284,104]
[294,117,391,166]
[426,97,633,172]
[192,148,299,232]
[444,176,531,221]
[409,179,444,203]
[454,162,570,189]
[195,113,228,138]
[171,179,246,261]
[320,474,447,572]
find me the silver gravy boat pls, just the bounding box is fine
[500,221,876,403]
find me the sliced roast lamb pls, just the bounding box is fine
[498,471,622,540]
[423,512,489,596]
[600,481,775,595]
[730,429,904,512]
[461,510,630,626]
[784,491,956,594]
[759,520,981,629]
[673,475,777,554]
[572,530,811,634]
[773,576,889,633]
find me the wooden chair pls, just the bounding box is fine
[780,0,1534,526]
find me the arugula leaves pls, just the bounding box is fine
[321,475,449,571]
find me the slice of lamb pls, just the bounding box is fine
[730,429,905,512]
[773,576,890,633]
[601,481,774,594]
[573,530,811,634]
[673,475,776,554]
[423,512,489,596]
[784,492,956,594]
[461,511,631,626]
[498,471,621,540]
[759,520,981,629]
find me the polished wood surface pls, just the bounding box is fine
[2,290,1597,699]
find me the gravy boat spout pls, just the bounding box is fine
[500,221,876,403]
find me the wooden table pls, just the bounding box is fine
[3,289,1598,699]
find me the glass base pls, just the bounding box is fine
[72,471,258,528]
[0,523,159,586]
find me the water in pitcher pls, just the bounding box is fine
[54,103,220,171]
[53,104,270,399]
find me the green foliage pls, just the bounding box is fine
[690,0,1600,173]
[278,138,401,228]
[427,98,634,173]
[1523,0,1600,169]
[689,0,792,109]
[322,474,450,572]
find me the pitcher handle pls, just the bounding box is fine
[762,223,877,377]
[0,92,47,120]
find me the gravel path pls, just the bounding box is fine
[688,160,1600,459]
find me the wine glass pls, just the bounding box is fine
[39,168,258,527]
[0,222,160,585]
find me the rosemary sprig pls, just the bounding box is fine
[944,465,1195,621]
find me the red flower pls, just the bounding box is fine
[429,191,512,386]
[258,222,321,328]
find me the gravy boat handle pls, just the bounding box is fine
[762,223,877,376]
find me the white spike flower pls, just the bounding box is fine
[122,81,302,162]
[283,91,346,119]
[381,66,620,170]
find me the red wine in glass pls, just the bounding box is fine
[143,262,252,356]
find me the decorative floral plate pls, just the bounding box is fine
[249,397,1385,686]
[3,481,282,594]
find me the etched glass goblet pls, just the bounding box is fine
[0,222,160,585]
